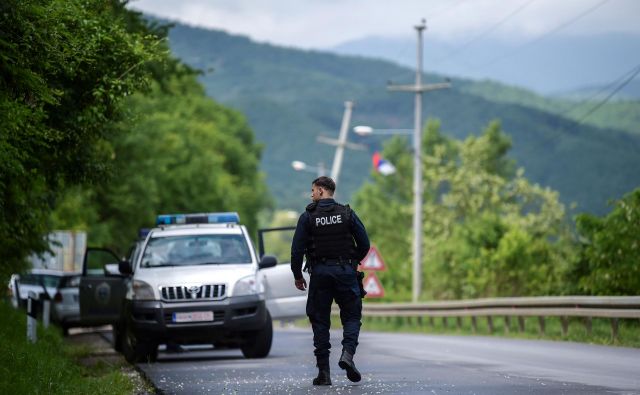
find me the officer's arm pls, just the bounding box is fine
[350,211,370,261]
[290,212,309,280]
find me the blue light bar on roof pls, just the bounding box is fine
[156,212,240,226]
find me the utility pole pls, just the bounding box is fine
[317,101,366,190]
[388,19,450,302]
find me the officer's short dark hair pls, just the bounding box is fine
[312,176,336,193]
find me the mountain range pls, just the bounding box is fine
[162,21,640,215]
[331,33,640,97]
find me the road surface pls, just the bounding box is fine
[137,327,640,394]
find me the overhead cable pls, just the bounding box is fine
[434,0,537,65]
[474,0,611,70]
[577,63,640,123]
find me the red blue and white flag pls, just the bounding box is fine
[372,152,396,176]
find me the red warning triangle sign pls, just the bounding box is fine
[363,272,384,298]
[360,246,386,271]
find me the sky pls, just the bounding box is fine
[129,0,640,49]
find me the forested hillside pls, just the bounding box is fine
[165,22,640,215]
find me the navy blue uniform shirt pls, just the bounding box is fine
[291,198,370,280]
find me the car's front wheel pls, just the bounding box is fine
[240,311,273,358]
[121,321,157,363]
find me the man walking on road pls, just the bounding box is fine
[291,176,370,386]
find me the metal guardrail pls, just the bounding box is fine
[352,296,640,341]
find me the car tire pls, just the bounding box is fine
[121,322,157,363]
[241,311,273,359]
[113,323,123,352]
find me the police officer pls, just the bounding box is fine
[291,176,370,386]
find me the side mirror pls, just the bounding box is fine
[118,259,133,275]
[258,255,278,269]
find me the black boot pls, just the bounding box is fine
[338,349,361,382]
[312,366,331,385]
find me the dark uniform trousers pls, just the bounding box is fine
[306,263,362,366]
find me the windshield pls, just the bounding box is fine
[141,234,252,267]
[21,274,63,288]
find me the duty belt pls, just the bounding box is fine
[311,258,358,266]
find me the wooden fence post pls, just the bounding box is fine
[518,316,525,333]
[538,316,545,335]
[471,316,477,333]
[611,318,619,342]
[504,316,511,334]
[561,316,569,337]
[456,317,462,330]
[487,316,494,333]
[584,317,592,336]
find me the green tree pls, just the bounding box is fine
[0,0,165,278]
[572,188,640,295]
[354,120,574,301]
[53,74,270,252]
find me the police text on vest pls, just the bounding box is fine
[316,215,342,226]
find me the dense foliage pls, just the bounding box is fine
[0,0,165,278]
[571,188,640,295]
[52,74,269,251]
[1,1,268,276]
[353,121,576,300]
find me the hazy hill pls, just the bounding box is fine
[164,22,640,215]
[331,33,640,96]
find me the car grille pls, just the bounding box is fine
[160,284,226,301]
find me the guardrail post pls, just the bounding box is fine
[442,317,448,329]
[429,316,434,327]
[584,317,592,336]
[27,291,37,343]
[471,316,477,333]
[417,316,423,327]
[504,316,511,334]
[42,299,50,329]
[560,316,569,337]
[538,316,545,335]
[456,317,462,330]
[487,316,494,333]
[611,318,619,342]
[518,316,525,333]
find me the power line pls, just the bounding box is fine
[434,0,537,65]
[577,63,640,123]
[474,0,611,70]
[561,63,640,117]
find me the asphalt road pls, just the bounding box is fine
[137,327,640,394]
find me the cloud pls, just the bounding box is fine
[129,0,640,48]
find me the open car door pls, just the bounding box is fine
[258,227,310,320]
[79,248,128,326]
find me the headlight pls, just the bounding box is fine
[132,280,155,300]
[233,275,259,296]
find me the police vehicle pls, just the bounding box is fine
[79,212,306,363]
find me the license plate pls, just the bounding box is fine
[172,311,214,323]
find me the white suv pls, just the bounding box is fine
[79,212,289,363]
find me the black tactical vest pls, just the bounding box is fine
[305,202,356,263]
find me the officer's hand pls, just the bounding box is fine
[294,278,307,291]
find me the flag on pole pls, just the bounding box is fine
[372,152,396,175]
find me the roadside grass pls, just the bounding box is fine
[358,315,640,348]
[295,313,640,348]
[0,300,135,394]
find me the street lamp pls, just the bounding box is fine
[291,160,326,177]
[353,126,413,136]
